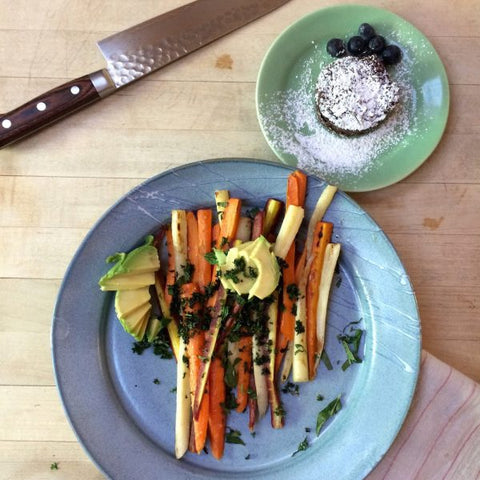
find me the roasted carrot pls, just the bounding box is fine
[197,209,213,287]
[286,170,307,209]
[306,221,333,380]
[220,198,241,247]
[193,199,242,415]
[186,211,200,283]
[236,335,253,412]
[208,354,226,460]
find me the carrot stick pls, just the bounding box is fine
[208,354,226,460]
[286,170,307,209]
[186,211,200,283]
[306,221,333,380]
[293,170,307,206]
[220,198,241,247]
[193,198,242,415]
[280,243,296,341]
[236,336,252,412]
[197,209,213,288]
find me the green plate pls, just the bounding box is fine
[256,5,449,192]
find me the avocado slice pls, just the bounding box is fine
[118,301,151,340]
[114,287,151,318]
[99,271,155,291]
[99,236,160,290]
[220,245,258,295]
[248,236,280,300]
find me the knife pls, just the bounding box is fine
[0,0,289,149]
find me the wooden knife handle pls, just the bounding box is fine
[0,70,114,148]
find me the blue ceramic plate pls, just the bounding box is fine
[52,159,421,480]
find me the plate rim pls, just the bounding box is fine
[52,157,421,479]
[255,4,450,192]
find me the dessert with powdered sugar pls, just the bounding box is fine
[315,54,400,136]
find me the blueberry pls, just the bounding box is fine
[347,36,366,56]
[358,23,375,40]
[326,38,346,58]
[368,35,386,54]
[382,45,402,64]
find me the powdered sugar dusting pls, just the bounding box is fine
[316,55,400,133]
[258,46,418,184]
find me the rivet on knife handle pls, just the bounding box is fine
[0,69,115,149]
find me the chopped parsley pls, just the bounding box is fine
[337,320,364,371]
[295,320,305,334]
[50,462,59,470]
[204,251,219,265]
[153,378,160,385]
[316,394,324,401]
[294,343,306,355]
[320,350,333,370]
[286,283,300,301]
[281,382,300,396]
[225,427,246,445]
[292,436,309,457]
[316,395,342,436]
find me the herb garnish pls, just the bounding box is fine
[320,350,333,370]
[281,382,300,396]
[337,320,364,371]
[153,378,160,385]
[286,283,300,300]
[316,395,342,436]
[292,436,309,457]
[295,320,305,334]
[50,462,59,470]
[225,427,246,445]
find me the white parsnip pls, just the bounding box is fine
[274,205,304,260]
[171,210,191,459]
[171,210,188,276]
[305,185,337,257]
[292,287,309,383]
[175,339,191,459]
[315,243,341,370]
[252,334,269,418]
[215,190,230,227]
[280,342,293,383]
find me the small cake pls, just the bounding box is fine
[315,55,400,136]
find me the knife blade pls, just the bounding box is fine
[0,0,289,149]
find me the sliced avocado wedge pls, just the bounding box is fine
[115,287,151,318]
[248,236,280,300]
[99,271,155,291]
[119,302,151,340]
[99,236,160,290]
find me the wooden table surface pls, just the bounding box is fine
[1,0,478,478]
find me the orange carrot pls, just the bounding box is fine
[236,336,253,412]
[293,170,307,206]
[186,211,200,283]
[219,198,241,247]
[197,209,213,288]
[208,354,226,460]
[306,221,333,380]
[280,243,297,341]
[286,170,307,209]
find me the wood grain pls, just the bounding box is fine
[0,0,479,478]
